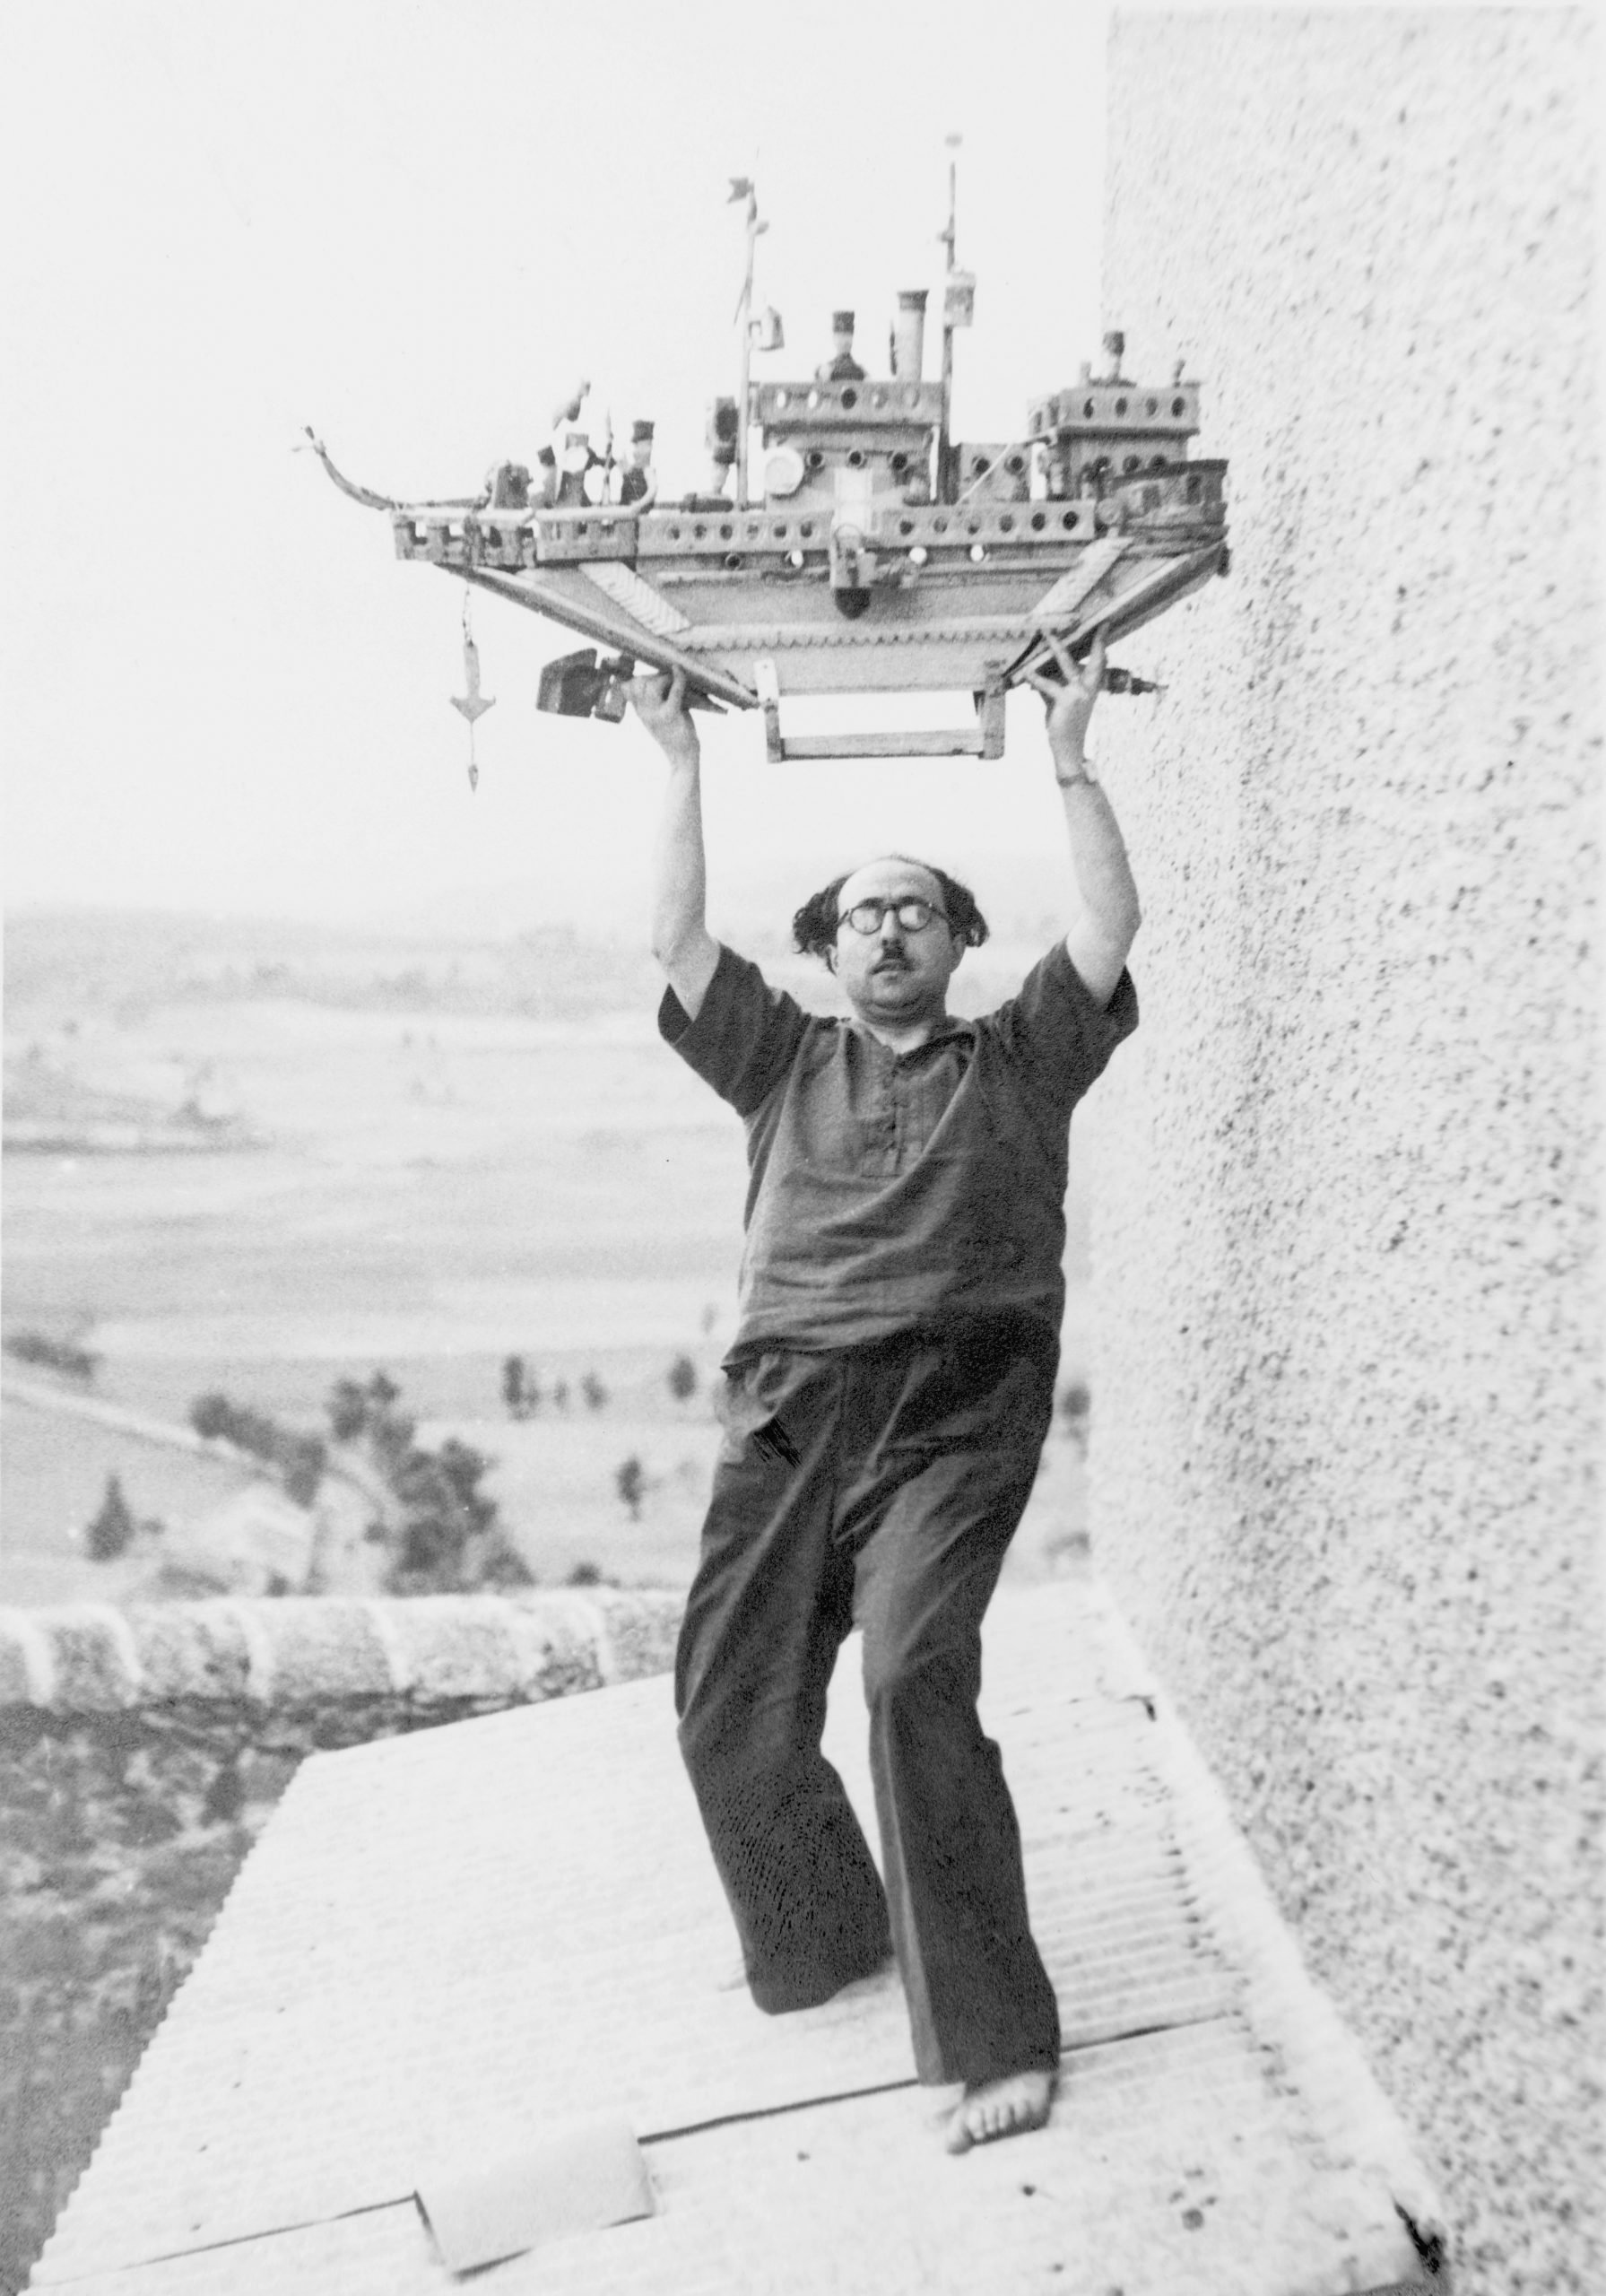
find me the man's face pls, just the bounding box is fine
[829,857,966,1029]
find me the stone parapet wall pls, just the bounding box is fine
[2,1589,685,1880]
[0,1589,682,1714]
[0,1592,684,2295]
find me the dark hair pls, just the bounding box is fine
[792,856,990,963]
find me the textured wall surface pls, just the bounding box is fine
[1088,13,1601,2294]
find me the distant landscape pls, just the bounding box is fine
[3,905,1097,1606]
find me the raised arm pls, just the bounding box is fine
[1026,631,1142,1008]
[630,669,721,1021]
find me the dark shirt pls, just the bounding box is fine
[660,942,1138,1359]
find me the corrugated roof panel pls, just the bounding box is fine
[42,2025,1428,2296]
[32,1583,1442,2295]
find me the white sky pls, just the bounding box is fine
[1,0,1114,930]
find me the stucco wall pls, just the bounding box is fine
[1088,13,1601,2294]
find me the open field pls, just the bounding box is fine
[3,910,1097,1605]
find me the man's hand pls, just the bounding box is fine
[1025,630,1106,783]
[629,667,699,765]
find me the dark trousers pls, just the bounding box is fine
[674,1314,1062,2086]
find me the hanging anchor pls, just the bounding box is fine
[450,593,494,789]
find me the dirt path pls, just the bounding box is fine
[2,1374,226,1457]
[1,1375,387,1521]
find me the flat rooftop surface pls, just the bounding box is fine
[32,1579,1445,2294]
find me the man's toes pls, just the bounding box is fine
[944,2071,1055,2153]
[944,2092,996,2153]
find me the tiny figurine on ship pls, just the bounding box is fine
[619,421,656,509]
[305,149,1226,764]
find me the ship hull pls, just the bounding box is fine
[391,458,1227,751]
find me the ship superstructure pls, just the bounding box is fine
[309,171,1227,762]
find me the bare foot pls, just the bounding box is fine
[944,2068,1056,2153]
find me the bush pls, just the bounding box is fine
[5,1330,99,1382]
[477,1543,536,1590]
[321,1370,533,1596]
[179,1370,539,1596]
[189,1392,328,1502]
[282,1441,326,1508]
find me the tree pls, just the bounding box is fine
[580,1371,608,1412]
[326,1378,369,1443]
[615,1456,645,1519]
[667,1353,698,1404]
[189,1391,233,1441]
[501,1354,529,1418]
[85,1474,135,1561]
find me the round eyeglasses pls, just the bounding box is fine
[838,898,950,936]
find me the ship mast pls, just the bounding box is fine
[937,135,959,504]
[731,177,765,509]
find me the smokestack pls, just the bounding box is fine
[892,290,928,382]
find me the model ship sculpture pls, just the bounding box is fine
[307,169,1228,764]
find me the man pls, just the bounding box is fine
[631,633,1140,2153]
